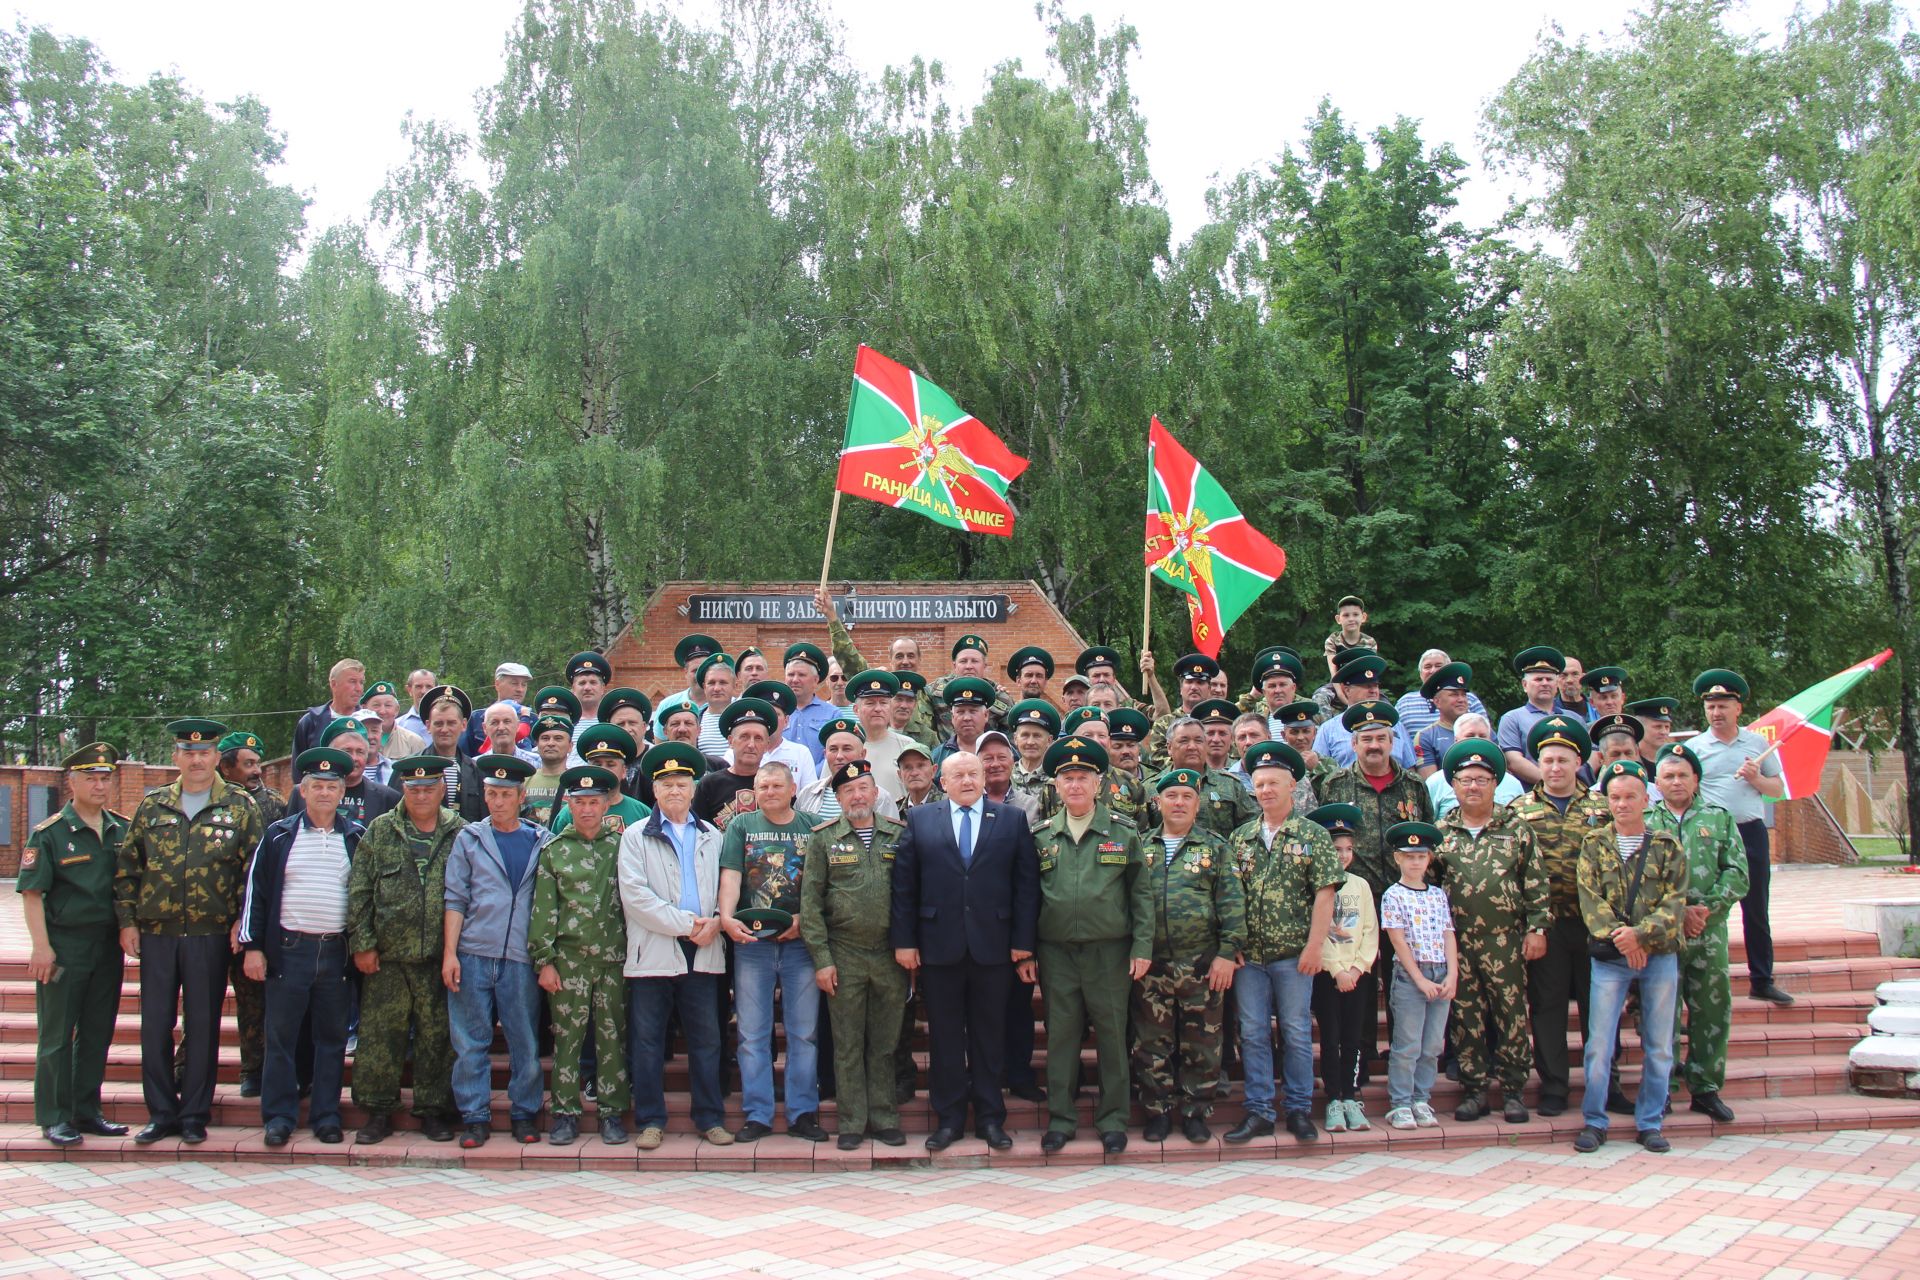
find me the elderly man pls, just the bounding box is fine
[1395,650,1489,749]
[694,698,777,828]
[293,659,366,779]
[848,669,918,799]
[457,661,533,757]
[1312,652,1416,769]
[395,668,437,740]
[730,679,816,790]
[289,718,400,828]
[1144,653,1221,769]
[652,634,723,739]
[798,717,902,823]
[1583,667,1629,719]
[931,676,998,767]
[1318,703,1435,905]
[1008,699,1062,809]
[1424,715,1525,818]
[1498,646,1567,787]
[1238,648,1308,739]
[479,700,541,770]
[1161,717,1258,840]
[1227,712,1271,784]
[1692,668,1790,1005]
[362,681,425,761]
[1409,662,1474,778]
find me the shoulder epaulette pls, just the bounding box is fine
[1108,811,1137,829]
[32,813,62,833]
[810,817,838,833]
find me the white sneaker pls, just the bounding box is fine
[1387,1107,1417,1130]
[1412,1102,1439,1128]
[1324,1101,1348,1132]
[1344,1100,1370,1131]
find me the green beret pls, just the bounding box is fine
[1008,699,1063,736]
[1174,653,1220,682]
[1334,653,1389,686]
[1044,736,1109,775]
[695,653,736,686]
[1591,713,1643,744]
[1513,646,1566,676]
[893,670,927,697]
[63,742,121,773]
[1693,668,1749,701]
[1627,696,1680,723]
[784,641,828,677]
[640,741,705,782]
[718,698,778,738]
[1155,766,1205,794]
[1076,646,1124,676]
[1240,740,1305,780]
[296,747,353,779]
[1528,714,1592,758]
[828,759,876,791]
[1193,699,1238,726]
[1581,666,1628,693]
[322,716,367,744]
[216,731,263,755]
[818,715,865,746]
[951,634,989,659]
[1340,700,1399,732]
[392,755,451,785]
[1386,821,1443,852]
[577,722,639,762]
[942,676,997,708]
[1421,662,1472,700]
[361,680,399,703]
[531,685,583,722]
[742,680,796,715]
[735,905,794,940]
[420,684,471,722]
[1442,738,1506,782]
[848,669,901,700]
[1656,741,1702,776]
[1600,758,1651,793]
[476,753,535,786]
[1061,706,1106,733]
[1252,648,1306,686]
[1107,708,1151,742]
[600,687,653,723]
[168,718,227,749]
[531,713,575,739]
[566,651,613,682]
[1306,803,1362,837]
[673,634,722,667]
[559,764,618,798]
[1275,700,1321,727]
[1006,646,1055,679]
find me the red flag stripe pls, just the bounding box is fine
[852,345,918,428]
[1149,416,1199,515]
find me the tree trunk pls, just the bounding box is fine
[1863,398,1920,862]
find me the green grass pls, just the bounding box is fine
[1850,835,1913,864]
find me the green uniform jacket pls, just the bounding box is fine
[1140,826,1245,964]
[529,825,627,967]
[1509,785,1612,921]
[21,804,129,930]
[926,672,1015,739]
[800,813,905,969]
[246,785,288,830]
[1646,801,1747,923]
[346,806,466,961]
[1229,813,1343,963]
[1317,764,1435,899]
[1433,806,1551,936]
[1194,767,1256,841]
[114,778,263,936]
[1577,825,1689,956]
[1037,767,1154,830]
[1033,805,1152,959]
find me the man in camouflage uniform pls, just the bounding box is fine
[1431,740,1548,1123]
[1039,710,1155,830]
[114,717,264,1145]
[801,760,910,1150]
[531,766,630,1145]
[1647,742,1747,1123]
[1235,647,1310,738]
[1574,760,1689,1154]
[346,754,466,1144]
[215,729,283,1097]
[1144,654,1220,770]
[1161,716,1257,840]
[925,634,1014,739]
[1134,767,1245,1144]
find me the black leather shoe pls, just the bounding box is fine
[511,1118,539,1144]
[1573,1125,1604,1153]
[1007,1082,1047,1103]
[44,1123,82,1147]
[1224,1116,1274,1144]
[600,1116,627,1145]
[72,1115,127,1137]
[789,1113,829,1143]
[925,1126,963,1151]
[1142,1114,1172,1143]
[977,1122,1013,1150]
[1454,1094,1488,1122]
[1040,1130,1069,1154]
[735,1120,774,1142]
[874,1128,905,1146]
[312,1125,343,1145]
[1606,1087,1635,1117]
[180,1121,208,1144]
[263,1122,293,1147]
[547,1115,579,1146]
[1284,1110,1318,1142]
[1537,1095,1568,1118]
[1753,983,1795,1006]
[421,1116,455,1142]
[836,1132,863,1151]
[1100,1131,1127,1155]
[135,1121,181,1145]
[1181,1115,1212,1144]
[459,1123,490,1149]
[1637,1128,1671,1153]
[1690,1092,1735,1122]
[1503,1098,1530,1124]
[238,1073,262,1099]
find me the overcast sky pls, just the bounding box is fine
[12,0,1806,252]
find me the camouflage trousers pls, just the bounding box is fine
[826,944,908,1134]
[1131,959,1224,1119]
[1677,921,1733,1094]
[351,960,455,1119]
[1454,934,1531,1097]
[549,957,629,1117]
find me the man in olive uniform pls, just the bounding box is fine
[1431,739,1549,1123]
[19,742,131,1146]
[1144,654,1221,770]
[925,634,1014,740]
[549,723,652,836]
[114,717,264,1144]
[800,760,910,1150]
[532,765,630,1145]
[1135,767,1245,1144]
[1028,736,1151,1154]
[1040,710,1156,830]
[1647,742,1747,1122]
[213,730,283,1097]
[347,754,466,1144]
[1162,716,1258,840]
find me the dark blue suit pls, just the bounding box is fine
[890,797,1039,1130]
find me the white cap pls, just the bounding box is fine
[351,706,382,724]
[495,661,533,679]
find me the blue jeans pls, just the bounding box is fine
[628,957,725,1131]
[1234,959,1316,1119]
[733,939,819,1125]
[1584,951,1679,1133]
[1388,960,1451,1109]
[448,952,542,1123]
[262,932,350,1130]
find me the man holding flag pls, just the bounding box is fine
[1690,670,1790,1006]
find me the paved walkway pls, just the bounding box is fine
[0,1129,1916,1278]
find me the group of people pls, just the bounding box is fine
[19,593,1783,1158]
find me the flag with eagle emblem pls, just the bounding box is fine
[1145,416,1287,658]
[835,345,1029,536]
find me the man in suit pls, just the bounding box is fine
[890,751,1040,1151]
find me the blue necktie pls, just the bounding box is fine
[959,805,974,866]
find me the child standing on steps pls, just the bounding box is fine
[1379,822,1455,1130]
[1308,804,1378,1133]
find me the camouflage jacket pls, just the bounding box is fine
[346,806,465,962]
[1033,804,1151,956]
[800,813,905,968]
[1645,801,1748,923]
[1577,825,1689,956]
[114,779,263,936]
[1011,762,1052,816]
[1229,813,1343,963]
[1508,785,1612,922]
[246,784,288,831]
[529,824,627,967]
[1140,825,1245,964]
[1317,764,1436,900]
[1433,805,1550,940]
[925,673,1015,739]
[1193,767,1257,841]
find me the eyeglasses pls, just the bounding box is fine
[828,674,846,683]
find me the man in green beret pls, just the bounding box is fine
[783,642,840,767]
[1193,699,1240,773]
[1273,702,1329,786]
[1409,661,1475,778]
[1312,654,1415,769]
[1007,698,1062,812]
[692,653,737,755]
[565,651,614,752]
[362,680,424,760]
[1647,742,1747,1123]
[1629,697,1680,770]
[734,679,817,790]
[1144,653,1221,771]
[1160,716,1258,840]
[20,743,131,1146]
[1237,648,1310,738]
[1690,668,1790,1005]
[213,729,282,1096]
[923,634,1014,741]
[1432,740,1548,1123]
[1497,646,1567,787]
[1005,646,1055,703]
[890,670,938,748]
[289,716,399,828]
[694,698,778,829]
[1591,714,1658,801]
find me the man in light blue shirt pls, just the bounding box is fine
[782,643,838,767]
[1690,668,1789,1006]
[1497,646,1566,789]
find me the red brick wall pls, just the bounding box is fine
[1775,796,1859,866]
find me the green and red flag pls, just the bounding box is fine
[1144,416,1287,658]
[836,345,1028,536]
[1749,649,1894,800]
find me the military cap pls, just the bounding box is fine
[1076,646,1124,676]
[420,684,472,722]
[559,764,618,797]
[1241,740,1305,780]
[1331,644,1376,669]
[1008,699,1063,736]
[216,731,263,755]
[640,741,706,782]
[736,646,763,666]
[1340,700,1399,732]
[1655,741,1703,776]
[695,653,735,687]
[818,714,865,745]
[1252,648,1306,686]
[600,687,653,723]
[1336,595,1365,611]
[1513,645,1566,676]
[1044,736,1109,776]
[1174,653,1221,682]
[673,634,722,667]
[531,685,583,722]
[1442,738,1506,782]
[1256,643,1305,666]
[1528,714,1592,758]
[361,680,399,703]
[566,651,613,682]
[578,722,639,763]
[168,718,227,749]
[62,742,121,773]
[296,746,353,780]
[1193,699,1238,726]
[1306,803,1363,837]
[392,754,452,786]
[1581,665,1628,694]
[1107,707,1151,742]
[742,679,797,715]
[1591,712,1644,744]
[719,698,779,738]
[322,715,368,744]
[1421,661,1473,700]
[660,703,702,727]
[531,713,575,740]
[1693,668,1749,701]
[951,634,989,659]
[735,906,794,940]
[1006,646,1055,680]
[1155,766,1205,794]
[942,676,997,708]
[1386,821,1442,852]
[1275,700,1321,727]
[1626,696,1680,723]
[1061,672,1092,692]
[1334,652,1389,686]
[849,669,901,700]
[828,758,875,791]
[476,753,536,786]
[1599,758,1651,793]
[1061,706,1107,733]
[893,670,927,697]
[784,641,829,677]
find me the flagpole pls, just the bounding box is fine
[1142,563,1153,659]
[819,488,844,592]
